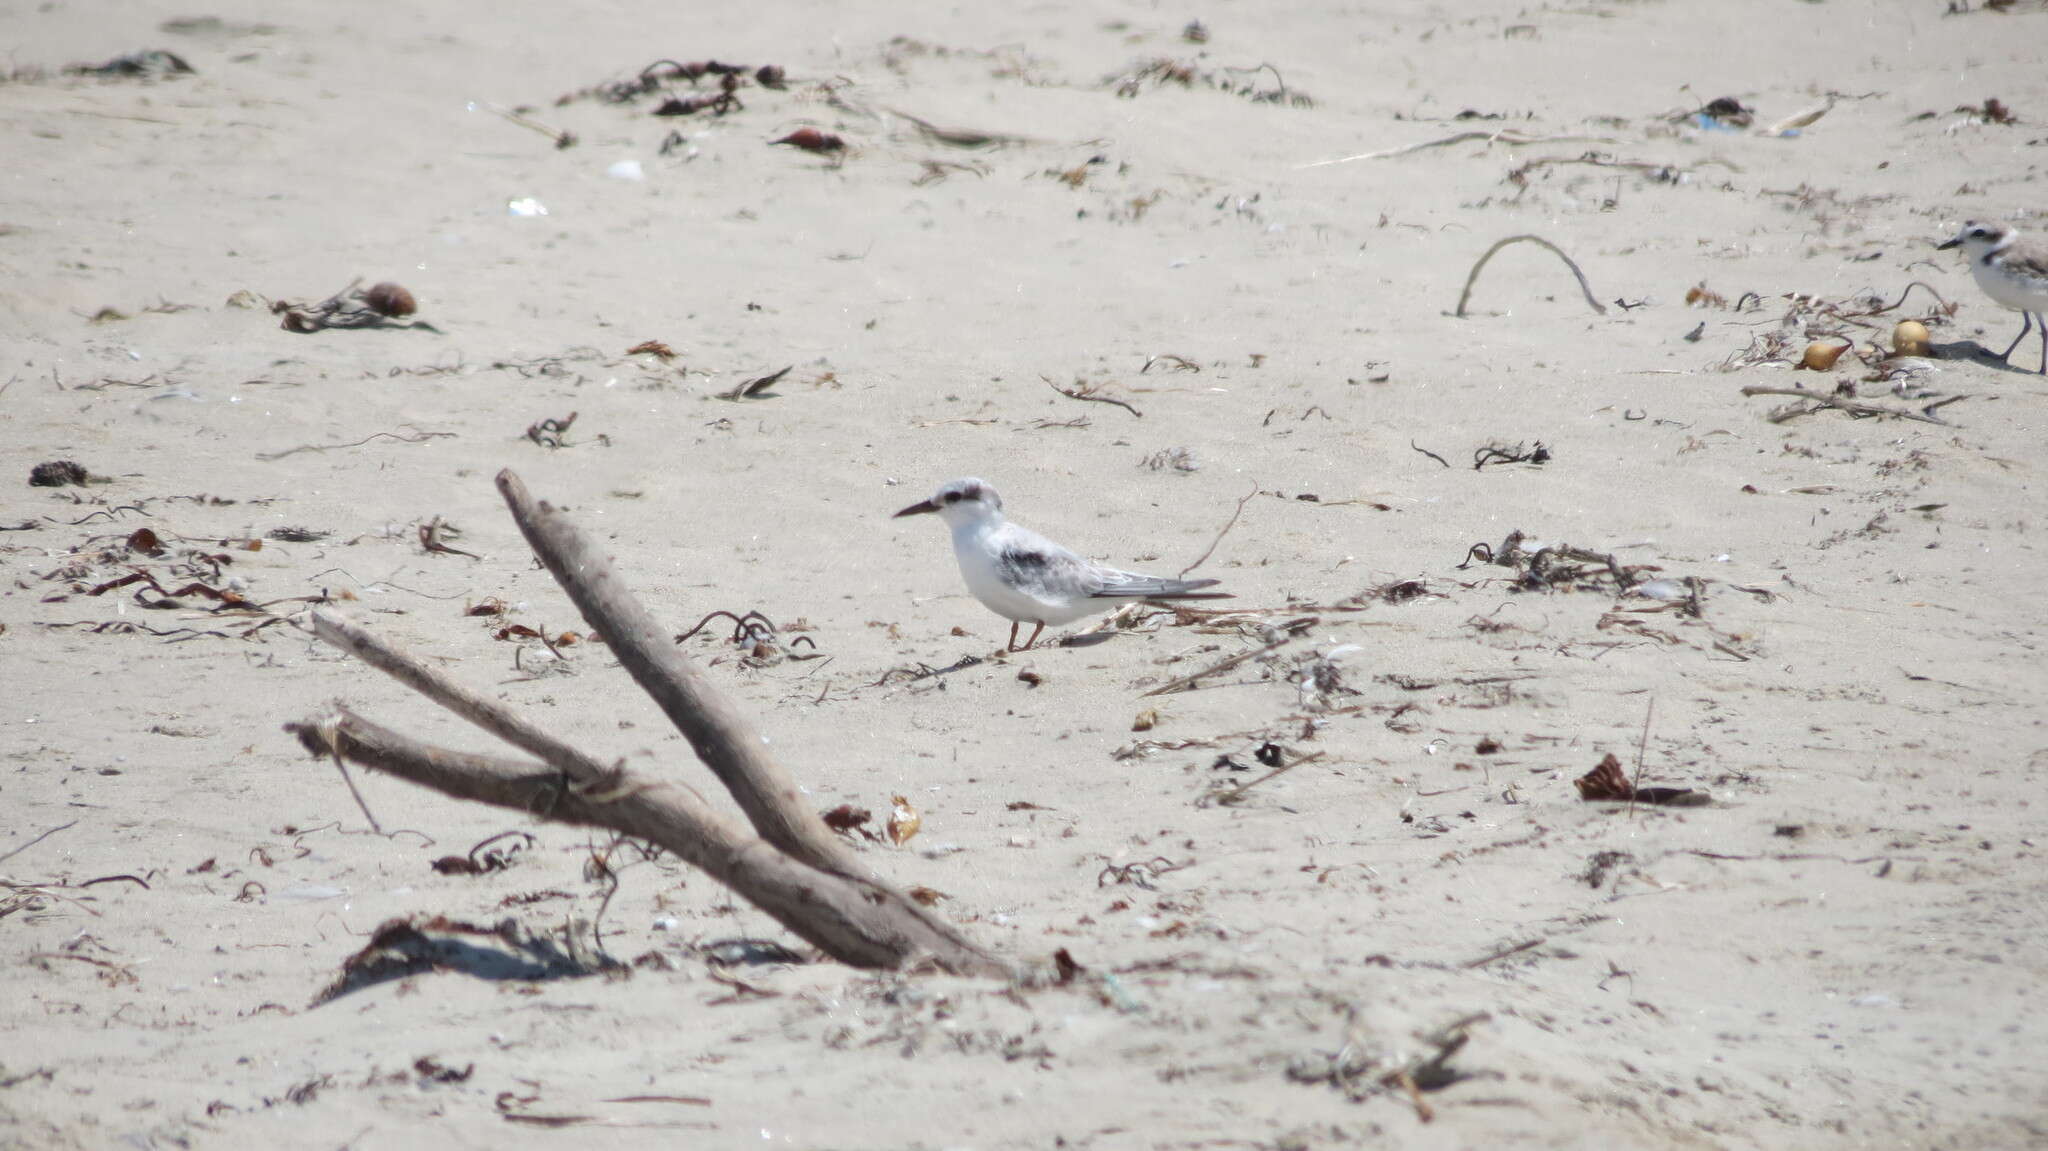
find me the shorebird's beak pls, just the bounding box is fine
[1936,237,1960,251]
[893,499,939,518]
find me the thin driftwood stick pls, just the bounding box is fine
[1739,385,1963,426]
[1299,129,1616,168]
[1177,480,1258,578]
[1453,234,1607,318]
[285,709,1009,973]
[1142,636,1295,698]
[495,469,860,880]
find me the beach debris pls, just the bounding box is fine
[1177,480,1260,579]
[471,100,577,148]
[1453,234,1606,318]
[1954,96,2016,125]
[271,279,429,333]
[1131,708,1160,732]
[68,49,193,78]
[717,365,790,401]
[675,608,821,663]
[361,282,417,318]
[28,460,91,487]
[887,107,1026,149]
[1761,96,1833,137]
[1740,384,1964,426]
[700,938,806,967]
[256,426,455,462]
[1893,320,1932,357]
[1582,849,1633,888]
[315,915,599,1004]
[418,515,481,560]
[1682,95,1754,131]
[431,831,537,876]
[626,339,677,360]
[822,805,875,840]
[772,127,845,154]
[1459,530,1655,595]
[1096,856,1193,889]
[525,411,578,448]
[1107,57,1311,107]
[655,72,743,117]
[1197,747,1322,808]
[1141,447,1200,473]
[1287,1013,1488,1117]
[1472,441,1550,469]
[1043,373,1141,418]
[886,796,922,846]
[1574,753,1709,806]
[1798,339,1852,371]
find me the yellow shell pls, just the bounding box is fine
[1800,340,1849,371]
[1893,320,1931,358]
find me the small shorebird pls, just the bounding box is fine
[894,477,1231,651]
[1938,220,2048,374]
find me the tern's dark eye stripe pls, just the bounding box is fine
[943,491,961,504]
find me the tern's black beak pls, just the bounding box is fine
[894,499,939,518]
[1935,238,1960,251]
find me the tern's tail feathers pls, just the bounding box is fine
[1090,572,1230,600]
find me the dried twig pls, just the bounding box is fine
[1300,130,1615,168]
[1178,481,1258,578]
[0,820,77,866]
[1142,634,1297,697]
[1454,234,1606,318]
[1740,385,1963,426]
[255,428,455,462]
[1042,374,1141,418]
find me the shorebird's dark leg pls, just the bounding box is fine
[1006,621,1020,651]
[2034,312,2047,374]
[1020,621,1045,650]
[1999,310,2034,363]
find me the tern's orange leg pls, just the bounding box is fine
[1006,621,1020,651]
[1021,621,1046,650]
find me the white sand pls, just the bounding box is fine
[4,2,2045,1146]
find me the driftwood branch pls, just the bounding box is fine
[283,709,994,970]
[1453,234,1607,318]
[1739,385,1964,426]
[495,469,860,879]
[285,469,1014,977]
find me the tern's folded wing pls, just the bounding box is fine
[995,544,1098,605]
[1085,568,1227,599]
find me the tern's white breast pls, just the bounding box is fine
[950,520,1101,625]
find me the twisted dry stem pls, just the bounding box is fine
[285,468,1014,977]
[1453,234,1607,318]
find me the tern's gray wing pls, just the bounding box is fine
[994,542,1100,605]
[1083,567,1227,600]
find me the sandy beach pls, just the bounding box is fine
[4,1,2047,1147]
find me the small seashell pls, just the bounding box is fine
[1632,578,1687,601]
[1893,320,1931,358]
[886,795,921,846]
[1799,340,1849,371]
[361,282,417,317]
